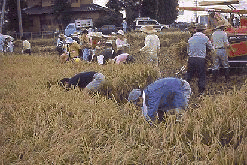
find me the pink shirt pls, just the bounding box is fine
[115,53,129,64]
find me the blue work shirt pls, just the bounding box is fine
[142,77,191,121]
[188,32,214,58]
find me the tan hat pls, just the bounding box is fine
[142,26,157,33]
[215,24,227,29]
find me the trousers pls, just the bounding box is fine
[186,57,206,92]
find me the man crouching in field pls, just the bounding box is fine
[60,71,105,93]
[128,77,191,124]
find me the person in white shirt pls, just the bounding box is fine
[21,36,31,55]
[211,25,230,82]
[115,30,128,53]
[6,37,14,53]
[122,19,128,33]
[140,26,160,67]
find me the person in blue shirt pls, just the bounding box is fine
[128,77,191,123]
[186,24,214,95]
[60,71,105,92]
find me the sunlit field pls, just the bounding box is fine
[1,31,247,164]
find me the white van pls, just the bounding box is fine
[65,19,93,36]
[133,17,164,31]
[65,23,76,36]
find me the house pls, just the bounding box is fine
[23,0,110,32]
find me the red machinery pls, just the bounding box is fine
[178,0,247,67]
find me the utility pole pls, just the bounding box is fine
[0,0,6,33]
[194,0,198,22]
[17,0,23,38]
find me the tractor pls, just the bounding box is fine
[178,0,247,68]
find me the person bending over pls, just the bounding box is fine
[128,77,191,124]
[60,71,105,93]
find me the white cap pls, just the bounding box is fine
[117,30,124,36]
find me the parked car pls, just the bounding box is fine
[98,25,117,35]
[133,17,164,32]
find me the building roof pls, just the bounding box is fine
[71,4,107,12]
[23,6,53,15]
[23,4,107,15]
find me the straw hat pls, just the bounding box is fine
[142,26,157,33]
[117,30,124,35]
[65,37,73,44]
[59,34,65,39]
[89,32,103,38]
[215,24,227,30]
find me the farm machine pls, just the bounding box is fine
[178,0,247,68]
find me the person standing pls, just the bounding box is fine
[128,77,191,123]
[115,30,128,53]
[56,34,66,55]
[186,24,214,95]
[6,37,14,53]
[0,33,4,52]
[80,30,91,61]
[140,26,160,67]
[122,19,128,33]
[21,36,31,55]
[211,25,230,82]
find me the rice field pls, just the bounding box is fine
[0,31,247,164]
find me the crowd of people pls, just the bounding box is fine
[59,22,232,125]
[0,22,232,125]
[0,34,14,53]
[56,28,135,65]
[186,23,230,95]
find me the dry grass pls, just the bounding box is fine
[1,31,247,164]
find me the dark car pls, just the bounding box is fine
[98,25,117,35]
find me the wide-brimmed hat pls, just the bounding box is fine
[117,30,124,36]
[215,24,227,29]
[142,26,157,33]
[59,34,65,38]
[88,32,103,38]
[128,89,142,102]
[65,37,73,43]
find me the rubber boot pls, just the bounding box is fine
[224,68,230,82]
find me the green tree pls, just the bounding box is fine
[94,11,123,28]
[106,0,123,12]
[53,0,72,29]
[95,0,123,27]
[106,0,140,28]
[5,0,27,32]
[106,0,178,25]
[141,0,178,24]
